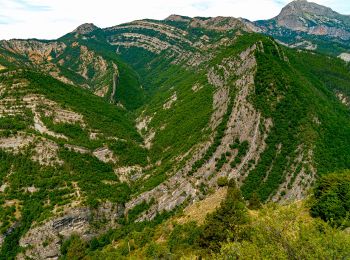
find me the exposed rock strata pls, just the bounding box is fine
[18,203,124,260]
[125,46,272,221]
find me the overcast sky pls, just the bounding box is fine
[0,0,349,40]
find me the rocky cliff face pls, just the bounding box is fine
[0,40,66,63]
[189,16,252,32]
[72,23,99,35]
[274,0,350,39]
[18,203,124,259]
[166,15,252,32]
[126,45,275,220]
[254,0,350,54]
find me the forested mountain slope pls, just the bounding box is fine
[0,26,146,110]
[0,2,349,259]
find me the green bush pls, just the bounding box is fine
[310,171,350,227]
[199,181,250,252]
[60,235,87,260]
[168,222,202,253]
[216,203,350,260]
[217,177,229,187]
[248,192,262,210]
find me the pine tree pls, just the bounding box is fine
[248,192,262,210]
[199,180,250,252]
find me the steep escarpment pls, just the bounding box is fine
[18,203,124,259]
[125,44,273,221]
[274,0,350,39]
[254,0,350,55]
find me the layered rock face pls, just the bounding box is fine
[252,0,350,54]
[125,45,275,221]
[274,0,350,39]
[18,203,124,259]
[0,29,120,102]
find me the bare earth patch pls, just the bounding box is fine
[192,83,203,92]
[136,115,153,133]
[114,166,143,182]
[33,112,68,140]
[94,85,109,97]
[93,147,117,163]
[163,92,177,110]
[64,144,89,154]
[338,53,350,62]
[177,187,227,225]
[144,131,155,149]
[32,138,63,166]
[0,134,33,152]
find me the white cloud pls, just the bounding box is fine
[0,0,348,40]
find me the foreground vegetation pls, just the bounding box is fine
[57,172,350,259]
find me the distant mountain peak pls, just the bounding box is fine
[289,0,308,4]
[73,23,99,35]
[165,14,191,22]
[268,0,350,39]
[278,0,336,18]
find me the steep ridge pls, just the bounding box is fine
[101,18,349,205]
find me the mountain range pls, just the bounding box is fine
[0,0,349,259]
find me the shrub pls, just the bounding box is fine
[248,192,262,210]
[168,222,202,253]
[199,181,250,252]
[310,171,350,227]
[217,177,229,187]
